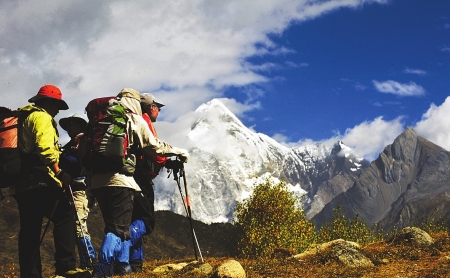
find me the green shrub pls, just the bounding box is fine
[233,178,315,258]
[316,203,378,245]
[416,208,448,234]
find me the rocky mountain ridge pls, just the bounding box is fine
[313,127,450,230]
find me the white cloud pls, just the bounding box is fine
[372,80,426,96]
[276,116,404,161]
[1,0,390,117]
[285,61,309,68]
[413,97,450,151]
[272,133,290,143]
[214,98,261,117]
[320,116,405,161]
[0,0,392,147]
[403,67,427,76]
[441,46,450,52]
[354,82,367,91]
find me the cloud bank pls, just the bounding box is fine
[5,0,448,164]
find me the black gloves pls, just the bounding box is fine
[165,159,184,170]
[56,170,72,188]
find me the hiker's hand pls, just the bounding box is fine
[56,170,72,188]
[165,159,184,170]
[87,195,96,209]
[172,147,189,163]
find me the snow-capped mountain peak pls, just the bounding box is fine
[154,99,370,224]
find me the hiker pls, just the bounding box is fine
[13,85,90,278]
[120,93,170,273]
[90,88,189,277]
[59,113,97,270]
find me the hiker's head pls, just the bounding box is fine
[140,93,164,122]
[117,88,142,116]
[29,85,69,117]
[59,113,87,138]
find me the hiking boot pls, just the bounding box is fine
[54,268,91,277]
[92,262,113,278]
[78,236,97,270]
[130,261,143,273]
[79,256,98,271]
[114,263,133,276]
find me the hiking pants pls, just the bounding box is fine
[73,190,90,238]
[132,171,155,234]
[14,186,77,278]
[93,186,134,240]
[92,186,134,277]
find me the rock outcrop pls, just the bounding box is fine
[294,239,374,268]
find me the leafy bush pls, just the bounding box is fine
[233,178,315,258]
[316,203,379,245]
[416,208,448,234]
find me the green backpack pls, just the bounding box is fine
[84,97,135,175]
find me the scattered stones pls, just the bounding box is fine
[152,262,188,274]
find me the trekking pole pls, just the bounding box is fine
[180,163,204,263]
[170,159,204,263]
[66,181,94,268]
[40,199,59,245]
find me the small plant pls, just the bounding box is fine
[316,203,378,245]
[416,208,448,234]
[0,263,18,278]
[233,178,315,258]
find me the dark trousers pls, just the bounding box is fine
[132,171,155,234]
[93,187,134,240]
[14,187,77,278]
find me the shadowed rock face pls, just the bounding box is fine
[304,142,370,219]
[312,127,450,232]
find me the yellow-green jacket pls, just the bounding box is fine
[11,104,61,194]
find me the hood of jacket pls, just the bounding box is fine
[120,96,142,116]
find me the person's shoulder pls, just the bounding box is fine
[128,113,146,125]
[27,110,52,122]
[19,105,49,120]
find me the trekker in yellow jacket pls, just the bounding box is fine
[13,84,90,278]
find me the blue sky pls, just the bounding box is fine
[1,0,449,161]
[236,0,450,144]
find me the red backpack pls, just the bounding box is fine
[0,107,33,188]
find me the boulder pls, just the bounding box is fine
[214,259,246,278]
[386,226,433,247]
[294,239,374,268]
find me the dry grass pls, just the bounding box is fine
[119,232,450,278]
[2,194,450,277]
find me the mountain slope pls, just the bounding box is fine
[312,127,450,231]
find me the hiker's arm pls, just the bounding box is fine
[133,115,189,161]
[24,111,60,166]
